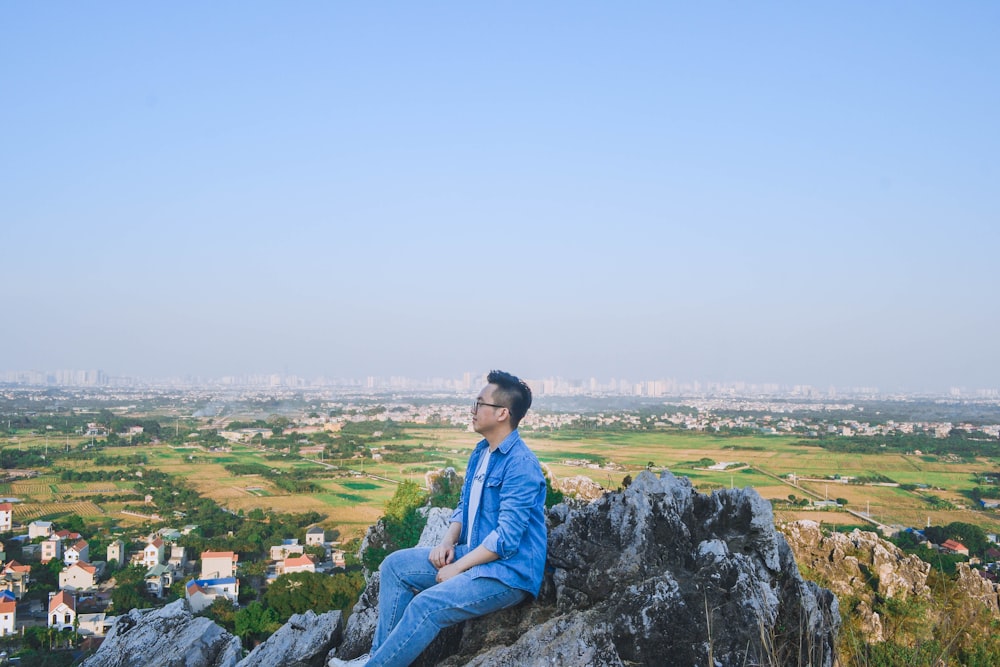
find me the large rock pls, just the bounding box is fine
[554,474,605,501]
[781,520,932,601]
[336,470,840,667]
[782,520,1000,648]
[80,599,243,667]
[238,609,341,667]
[780,520,932,643]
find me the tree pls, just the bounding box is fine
[205,596,237,631]
[544,471,564,509]
[234,601,280,645]
[263,570,364,622]
[110,564,151,612]
[362,481,428,571]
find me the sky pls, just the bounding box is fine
[1,3,998,392]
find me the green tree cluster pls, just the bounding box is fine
[362,481,428,571]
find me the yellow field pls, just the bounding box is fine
[15,501,105,521]
[5,426,1000,540]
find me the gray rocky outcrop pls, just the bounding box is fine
[238,609,342,667]
[781,520,932,602]
[780,519,1000,648]
[337,470,839,666]
[554,474,606,501]
[82,600,342,667]
[85,472,841,666]
[79,599,243,667]
[780,520,932,643]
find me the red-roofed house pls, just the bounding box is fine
[1,561,31,599]
[65,539,90,566]
[200,551,238,579]
[59,561,98,592]
[281,555,316,575]
[941,539,970,556]
[49,590,76,630]
[54,530,82,542]
[0,598,15,636]
[0,503,12,532]
[143,538,165,568]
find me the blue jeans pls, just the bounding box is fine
[369,546,528,667]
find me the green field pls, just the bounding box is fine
[4,426,1000,540]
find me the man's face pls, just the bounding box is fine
[471,384,507,435]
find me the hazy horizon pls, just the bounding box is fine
[3,3,997,394]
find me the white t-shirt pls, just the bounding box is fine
[465,448,493,546]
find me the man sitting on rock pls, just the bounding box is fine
[333,370,548,667]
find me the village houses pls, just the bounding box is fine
[59,561,100,592]
[0,503,12,532]
[49,590,76,631]
[143,537,166,568]
[1,561,31,599]
[65,539,90,566]
[185,550,240,612]
[0,593,16,637]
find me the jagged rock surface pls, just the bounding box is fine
[781,520,932,602]
[238,609,341,667]
[554,474,606,501]
[85,474,840,667]
[336,470,840,667]
[80,599,243,667]
[781,520,931,643]
[782,520,1000,646]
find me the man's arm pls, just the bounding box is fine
[435,544,499,583]
[428,521,463,569]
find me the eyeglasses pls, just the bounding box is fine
[472,400,507,414]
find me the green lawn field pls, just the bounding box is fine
[4,426,1000,539]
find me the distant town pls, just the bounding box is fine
[3,368,999,400]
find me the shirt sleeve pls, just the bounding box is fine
[480,453,544,560]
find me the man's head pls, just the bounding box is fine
[485,369,532,429]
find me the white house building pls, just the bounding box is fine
[143,538,165,568]
[185,577,239,613]
[28,521,54,540]
[0,596,15,637]
[0,503,12,532]
[145,564,173,598]
[168,545,188,569]
[200,551,238,579]
[78,612,116,637]
[280,555,316,575]
[49,590,76,631]
[269,540,305,561]
[305,526,325,547]
[64,539,89,566]
[59,562,98,592]
[41,536,63,564]
[107,539,126,568]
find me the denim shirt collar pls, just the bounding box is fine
[477,429,521,456]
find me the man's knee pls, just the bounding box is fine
[379,547,428,578]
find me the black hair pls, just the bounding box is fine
[487,370,532,428]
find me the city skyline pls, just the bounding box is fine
[3,4,997,394]
[1,366,997,399]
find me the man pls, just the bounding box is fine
[333,370,547,667]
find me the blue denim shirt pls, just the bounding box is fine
[449,429,547,597]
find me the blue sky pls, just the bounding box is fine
[2,3,997,392]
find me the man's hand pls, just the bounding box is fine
[428,543,455,569]
[435,562,462,583]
